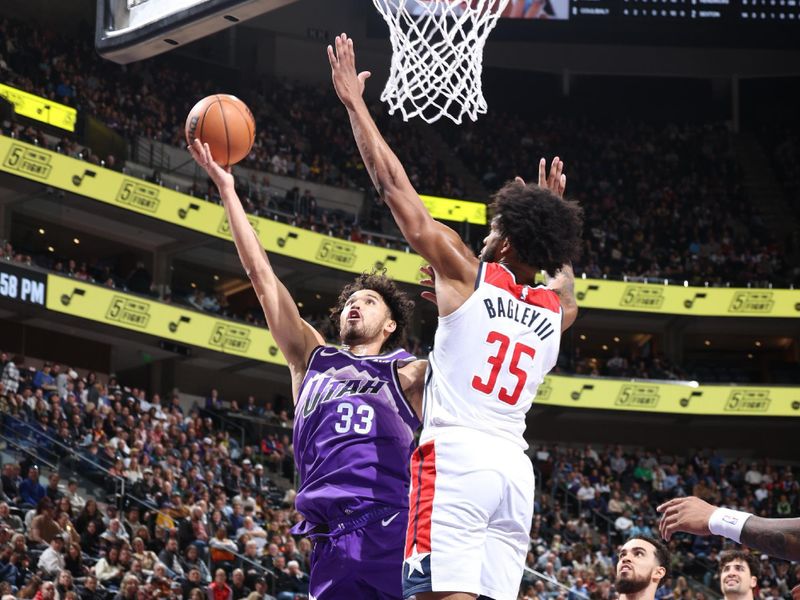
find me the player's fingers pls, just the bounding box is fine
[538,158,546,187]
[515,176,527,186]
[556,159,564,184]
[421,291,438,305]
[559,174,567,197]
[656,497,682,513]
[419,278,434,287]
[358,71,372,84]
[335,34,343,60]
[327,44,337,66]
[549,156,560,186]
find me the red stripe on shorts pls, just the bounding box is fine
[405,440,436,557]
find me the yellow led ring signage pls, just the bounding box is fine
[419,194,487,225]
[535,375,800,418]
[0,84,77,132]
[1,136,798,317]
[45,274,287,366]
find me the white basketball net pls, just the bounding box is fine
[372,0,510,124]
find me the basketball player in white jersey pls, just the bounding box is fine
[329,34,583,600]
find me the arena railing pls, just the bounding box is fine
[0,412,127,503]
[0,431,58,472]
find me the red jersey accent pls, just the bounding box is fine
[482,263,561,313]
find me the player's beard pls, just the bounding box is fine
[615,569,653,595]
[341,318,381,346]
[480,237,502,263]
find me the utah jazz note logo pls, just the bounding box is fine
[276,232,298,248]
[570,384,594,401]
[168,315,191,333]
[374,254,397,271]
[72,169,96,187]
[177,203,200,220]
[683,292,707,309]
[680,390,703,408]
[60,287,86,306]
[576,284,599,301]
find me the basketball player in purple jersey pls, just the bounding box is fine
[188,139,427,600]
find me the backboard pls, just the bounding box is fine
[96,0,300,64]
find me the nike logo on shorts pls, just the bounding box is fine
[381,512,400,527]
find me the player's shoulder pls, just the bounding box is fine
[480,262,561,313]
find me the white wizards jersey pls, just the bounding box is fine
[422,262,563,449]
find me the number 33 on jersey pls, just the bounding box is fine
[423,262,562,448]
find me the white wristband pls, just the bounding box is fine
[708,507,753,544]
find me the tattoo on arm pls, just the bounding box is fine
[740,517,800,562]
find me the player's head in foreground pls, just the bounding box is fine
[719,550,759,600]
[481,180,583,275]
[615,535,670,598]
[330,272,414,352]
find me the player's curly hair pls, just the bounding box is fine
[330,272,415,351]
[490,181,584,275]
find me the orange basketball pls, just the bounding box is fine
[185,94,255,167]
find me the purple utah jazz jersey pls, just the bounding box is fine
[293,346,420,526]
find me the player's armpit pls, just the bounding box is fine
[397,359,428,420]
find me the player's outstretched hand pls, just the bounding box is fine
[419,264,438,306]
[538,156,566,198]
[188,139,234,192]
[328,33,371,110]
[657,496,715,542]
[791,584,800,600]
[515,157,566,198]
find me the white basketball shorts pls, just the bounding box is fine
[403,427,534,600]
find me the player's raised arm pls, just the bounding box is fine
[188,140,324,380]
[327,33,477,284]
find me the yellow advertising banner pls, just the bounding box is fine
[534,375,800,418]
[419,194,487,225]
[0,84,77,132]
[2,136,798,317]
[40,274,800,417]
[45,274,286,366]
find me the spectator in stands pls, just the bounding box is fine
[208,568,233,600]
[274,560,308,600]
[0,503,22,533]
[0,465,20,504]
[158,537,185,579]
[19,466,45,508]
[94,545,123,588]
[54,569,75,598]
[114,574,139,600]
[229,568,250,600]
[29,497,62,546]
